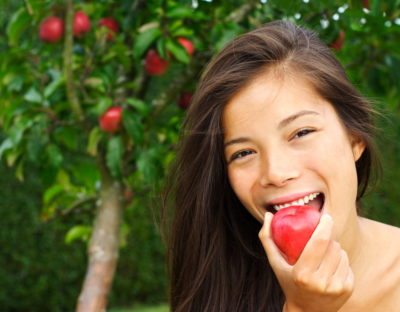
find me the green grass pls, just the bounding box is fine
[110,304,169,312]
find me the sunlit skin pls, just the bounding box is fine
[222,69,400,311]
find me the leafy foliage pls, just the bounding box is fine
[0,0,399,309]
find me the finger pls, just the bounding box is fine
[259,212,291,270]
[343,265,355,294]
[296,214,334,270]
[316,240,342,276]
[326,250,354,295]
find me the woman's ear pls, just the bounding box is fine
[351,136,366,162]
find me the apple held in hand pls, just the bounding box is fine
[73,11,91,37]
[99,106,123,133]
[271,205,321,265]
[145,49,169,76]
[39,16,64,43]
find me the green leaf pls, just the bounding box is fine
[65,225,92,244]
[166,6,195,19]
[123,110,144,145]
[6,8,31,46]
[7,75,24,92]
[6,148,21,167]
[54,127,79,150]
[126,98,151,116]
[156,37,167,59]
[70,160,99,190]
[46,144,63,167]
[212,22,244,52]
[56,170,72,190]
[10,121,29,144]
[26,120,47,162]
[24,87,42,103]
[87,127,103,156]
[84,77,105,92]
[166,38,190,64]
[171,27,194,38]
[119,223,130,248]
[15,159,24,181]
[44,184,65,205]
[95,97,113,116]
[136,147,160,184]
[0,138,13,161]
[106,136,123,178]
[133,24,162,59]
[370,0,381,16]
[44,75,64,99]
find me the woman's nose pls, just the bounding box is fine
[258,150,300,187]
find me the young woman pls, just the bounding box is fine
[163,20,400,311]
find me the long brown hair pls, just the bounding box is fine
[163,20,380,311]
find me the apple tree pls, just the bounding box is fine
[1,0,399,311]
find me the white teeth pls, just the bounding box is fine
[272,192,320,211]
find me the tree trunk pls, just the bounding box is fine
[76,162,122,312]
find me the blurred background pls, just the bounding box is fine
[0,0,399,311]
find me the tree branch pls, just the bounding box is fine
[226,0,259,23]
[64,0,84,120]
[61,196,97,217]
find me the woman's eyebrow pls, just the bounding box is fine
[224,137,251,149]
[278,110,320,129]
[224,110,319,148]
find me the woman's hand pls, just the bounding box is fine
[259,212,354,312]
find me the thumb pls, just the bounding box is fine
[258,212,292,271]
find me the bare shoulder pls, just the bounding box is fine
[359,218,400,279]
[361,217,400,248]
[361,218,400,308]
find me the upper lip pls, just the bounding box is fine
[266,191,320,206]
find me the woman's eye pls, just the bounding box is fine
[230,150,254,162]
[293,128,315,139]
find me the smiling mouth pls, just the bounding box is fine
[266,192,325,214]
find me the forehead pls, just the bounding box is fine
[222,70,325,130]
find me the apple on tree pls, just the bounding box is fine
[145,49,169,76]
[99,106,123,133]
[73,11,91,37]
[271,205,321,265]
[39,16,64,43]
[99,17,119,40]
[177,37,195,56]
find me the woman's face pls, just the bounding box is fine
[222,71,364,240]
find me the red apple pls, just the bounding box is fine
[99,106,123,133]
[39,16,64,43]
[271,205,321,265]
[73,11,91,37]
[99,17,119,40]
[145,49,169,76]
[177,37,195,56]
[178,92,193,109]
[329,30,345,51]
